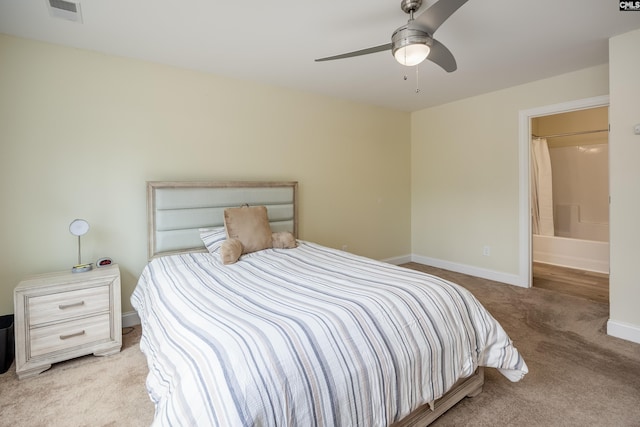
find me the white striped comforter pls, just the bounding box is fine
[132,241,527,426]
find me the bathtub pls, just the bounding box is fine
[532,234,609,274]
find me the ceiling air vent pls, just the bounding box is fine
[47,0,83,23]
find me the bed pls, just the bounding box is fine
[133,181,528,426]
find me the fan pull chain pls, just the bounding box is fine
[403,67,421,94]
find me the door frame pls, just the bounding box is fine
[517,95,610,288]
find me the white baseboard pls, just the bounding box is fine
[607,319,640,345]
[411,254,526,287]
[122,310,140,327]
[381,254,412,265]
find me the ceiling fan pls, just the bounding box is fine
[315,0,468,72]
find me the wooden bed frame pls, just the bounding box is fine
[146,180,484,425]
[392,367,484,426]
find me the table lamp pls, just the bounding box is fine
[69,219,92,273]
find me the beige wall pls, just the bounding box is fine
[411,64,609,275]
[609,28,640,340]
[0,34,412,315]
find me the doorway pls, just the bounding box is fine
[530,107,610,303]
[517,95,610,290]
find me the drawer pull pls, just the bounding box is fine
[60,330,86,340]
[58,301,85,310]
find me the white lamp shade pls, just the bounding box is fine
[69,219,90,236]
[394,43,430,66]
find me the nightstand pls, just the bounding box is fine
[14,264,122,379]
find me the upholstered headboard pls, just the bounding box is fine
[147,181,298,259]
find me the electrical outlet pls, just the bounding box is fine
[482,246,491,256]
[342,245,348,251]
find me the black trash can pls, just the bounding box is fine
[0,314,14,374]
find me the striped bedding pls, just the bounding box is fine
[132,241,527,426]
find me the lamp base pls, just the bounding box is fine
[72,264,93,273]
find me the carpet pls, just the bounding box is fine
[0,325,154,427]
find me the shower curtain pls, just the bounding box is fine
[531,138,554,235]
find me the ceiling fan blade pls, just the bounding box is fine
[315,43,392,62]
[427,38,457,72]
[415,0,469,34]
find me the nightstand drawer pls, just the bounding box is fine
[30,313,111,358]
[28,285,110,326]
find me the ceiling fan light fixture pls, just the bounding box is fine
[394,43,430,66]
[392,25,431,66]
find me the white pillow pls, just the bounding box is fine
[199,227,227,254]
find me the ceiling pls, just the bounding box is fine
[1,0,639,112]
